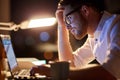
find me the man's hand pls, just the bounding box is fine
[55,5,65,27]
[30,64,51,77]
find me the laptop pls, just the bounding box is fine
[0,34,47,79]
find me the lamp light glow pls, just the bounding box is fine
[28,17,56,28]
[0,17,57,31]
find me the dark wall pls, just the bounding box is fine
[10,0,59,24]
[105,0,120,13]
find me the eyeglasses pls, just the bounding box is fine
[65,7,80,29]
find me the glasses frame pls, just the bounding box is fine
[65,7,80,29]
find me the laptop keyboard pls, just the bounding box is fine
[13,69,30,76]
[13,69,48,80]
[18,69,30,76]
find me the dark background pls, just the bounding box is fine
[10,0,59,24]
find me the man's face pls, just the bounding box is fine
[63,5,88,40]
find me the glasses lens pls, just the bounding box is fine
[65,16,72,29]
[65,16,71,25]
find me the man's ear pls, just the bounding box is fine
[81,5,89,16]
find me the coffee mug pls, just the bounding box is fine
[50,61,70,80]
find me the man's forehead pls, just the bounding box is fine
[63,5,75,16]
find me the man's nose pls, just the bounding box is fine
[66,25,72,30]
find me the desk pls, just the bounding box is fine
[4,58,46,70]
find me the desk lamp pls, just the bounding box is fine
[0,17,57,31]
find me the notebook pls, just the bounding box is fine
[0,34,47,79]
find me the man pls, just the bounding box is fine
[30,0,120,80]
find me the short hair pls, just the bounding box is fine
[59,0,105,13]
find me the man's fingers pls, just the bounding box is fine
[30,67,38,76]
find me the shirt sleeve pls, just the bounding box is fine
[103,21,120,79]
[73,37,95,68]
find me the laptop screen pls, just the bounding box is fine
[0,34,18,71]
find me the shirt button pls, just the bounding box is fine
[95,39,98,41]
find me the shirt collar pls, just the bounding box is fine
[94,11,112,40]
